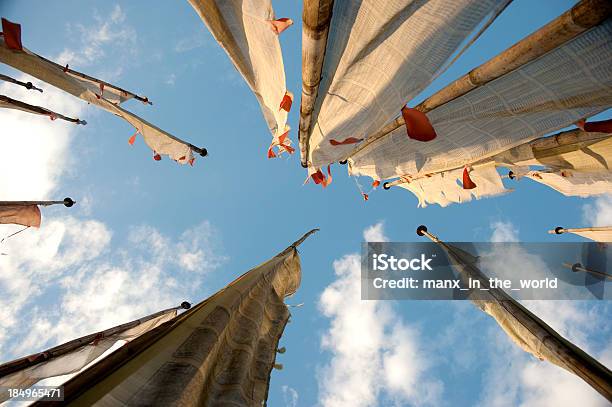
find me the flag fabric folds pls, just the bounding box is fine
[30,230,316,406]
[187,0,293,157]
[0,204,41,227]
[349,18,612,182]
[0,307,179,402]
[397,162,510,207]
[525,170,612,197]
[0,20,202,164]
[301,0,510,171]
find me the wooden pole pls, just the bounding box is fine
[345,0,612,160]
[417,225,612,402]
[299,0,335,168]
[37,56,152,105]
[0,73,42,92]
[562,262,612,280]
[549,226,612,235]
[0,95,85,125]
[382,129,611,190]
[34,229,319,406]
[0,198,75,207]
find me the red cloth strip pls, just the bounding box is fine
[268,18,293,35]
[279,92,293,112]
[462,167,477,189]
[401,107,437,142]
[1,18,23,50]
[582,119,612,133]
[311,165,332,188]
[128,130,139,145]
[329,137,362,146]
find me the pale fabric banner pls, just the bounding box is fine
[350,19,612,181]
[525,170,612,197]
[0,309,177,402]
[188,0,293,155]
[0,204,41,227]
[571,229,612,242]
[398,162,510,207]
[305,0,508,170]
[58,247,302,406]
[0,38,197,164]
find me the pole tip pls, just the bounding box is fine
[383,182,391,190]
[63,197,75,207]
[301,161,308,168]
[508,171,515,180]
[571,263,582,273]
[180,301,191,309]
[199,148,208,157]
[416,225,428,236]
[339,159,347,165]
[554,226,564,235]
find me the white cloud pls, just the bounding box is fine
[60,5,137,68]
[582,194,612,226]
[282,385,298,407]
[490,220,519,242]
[317,223,442,407]
[363,222,388,242]
[165,73,177,86]
[1,219,226,358]
[0,81,83,200]
[174,28,209,53]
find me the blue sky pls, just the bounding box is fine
[0,1,611,406]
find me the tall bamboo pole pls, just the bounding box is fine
[382,129,611,189]
[34,229,319,407]
[299,0,335,168]
[417,225,612,402]
[346,0,612,160]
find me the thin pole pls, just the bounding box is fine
[0,95,86,125]
[417,224,612,402]
[299,0,335,168]
[549,226,612,235]
[0,198,75,207]
[37,56,152,105]
[345,0,612,160]
[0,73,43,92]
[562,262,612,280]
